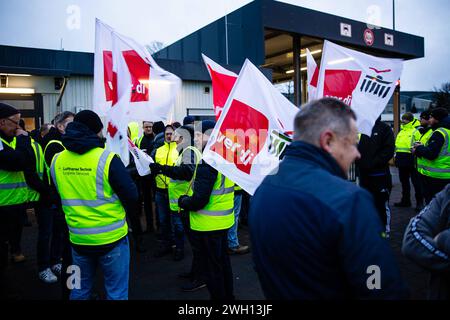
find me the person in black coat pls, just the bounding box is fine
[357,117,395,237]
[249,98,408,299]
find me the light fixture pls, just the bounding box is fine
[286,67,308,74]
[328,57,355,65]
[0,88,35,94]
[300,49,322,58]
[0,73,31,77]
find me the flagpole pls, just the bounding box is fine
[225,15,229,65]
[392,0,395,30]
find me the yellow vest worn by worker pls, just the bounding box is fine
[395,118,420,154]
[28,138,45,202]
[413,128,433,175]
[168,146,202,212]
[0,137,29,206]
[155,141,178,190]
[189,171,235,232]
[50,148,128,246]
[128,122,139,143]
[417,127,450,179]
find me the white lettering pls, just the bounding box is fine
[366,265,381,290]
[66,265,81,289]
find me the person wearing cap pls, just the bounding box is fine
[394,112,423,208]
[177,120,235,300]
[152,124,179,258]
[151,125,207,291]
[135,121,155,233]
[50,110,141,300]
[0,103,49,298]
[413,107,450,203]
[410,110,433,211]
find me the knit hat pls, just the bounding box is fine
[401,112,414,122]
[0,102,19,119]
[430,107,449,122]
[73,110,103,134]
[420,110,431,120]
[183,115,195,126]
[195,120,216,134]
[152,121,165,135]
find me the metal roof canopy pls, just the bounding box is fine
[155,0,424,66]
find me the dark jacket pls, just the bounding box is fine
[42,126,64,167]
[60,122,141,254]
[0,132,49,205]
[357,119,395,190]
[415,116,450,160]
[249,141,408,299]
[402,184,450,299]
[150,132,165,159]
[137,133,154,154]
[178,158,218,212]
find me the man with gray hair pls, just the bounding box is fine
[249,98,408,299]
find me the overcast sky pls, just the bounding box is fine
[0,0,449,91]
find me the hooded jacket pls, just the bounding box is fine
[249,140,408,299]
[415,116,450,160]
[402,184,450,299]
[60,122,141,254]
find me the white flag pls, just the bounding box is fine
[93,19,116,117]
[94,18,181,122]
[202,59,298,195]
[306,48,319,102]
[128,138,154,176]
[201,54,238,119]
[316,40,403,136]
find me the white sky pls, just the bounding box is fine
[0,0,449,91]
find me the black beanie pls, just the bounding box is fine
[0,102,19,119]
[73,110,103,134]
[430,107,449,122]
[152,121,165,135]
[195,120,216,134]
[183,115,195,126]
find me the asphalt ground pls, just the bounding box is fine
[2,167,430,300]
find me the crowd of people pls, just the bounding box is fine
[1,98,449,300]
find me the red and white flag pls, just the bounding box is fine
[93,19,116,116]
[306,48,319,102]
[94,18,181,166]
[316,40,403,135]
[201,54,238,120]
[128,138,154,176]
[202,59,298,195]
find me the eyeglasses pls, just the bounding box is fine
[6,117,20,126]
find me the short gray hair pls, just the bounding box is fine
[294,98,356,144]
[53,111,75,126]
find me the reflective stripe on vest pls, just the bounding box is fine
[28,138,45,202]
[51,148,128,245]
[190,172,235,232]
[155,142,178,189]
[0,137,29,206]
[417,128,450,179]
[395,119,420,154]
[168,146,202,211]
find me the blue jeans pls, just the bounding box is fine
[227,194,242,249]
[70,236,130,300]
[156,191,172,246]
[170,211,184,250]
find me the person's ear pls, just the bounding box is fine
[319,130,335,153]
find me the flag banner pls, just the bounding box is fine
[94,18,181,122]
[316,40,403,136]
[306,48,319,102]
[128,138,153,176]
[202,59,298,195]
[201,54,238,119]
[93,19,116,116]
